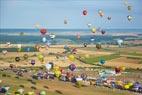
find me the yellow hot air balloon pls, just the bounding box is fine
[120,66,126,71]
[54,70,61,78]
[68,55,75,61]
[91,27,96,33]
[27,92,35,95]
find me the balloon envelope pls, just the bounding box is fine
[91,27,96,33]
[42,37,47,42]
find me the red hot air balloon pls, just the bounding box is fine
[40,28,47,35]
[83,10,88,16]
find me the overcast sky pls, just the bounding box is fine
[0,0,142,29]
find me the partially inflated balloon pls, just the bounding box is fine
[69,64,76,71]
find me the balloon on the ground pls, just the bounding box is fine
[39,90,47,95]
[69,64,76,71]
[2,50,8,55]
[96,43,101,49]
[23,54,28,60]
[83,9,88,15]
[37,54,44,62]
[99,58,105,65]
[45,63,52,70]
[31,60,35,65]
[40,28,47,35]
[15,57,20,62]
[68,55,75,61]
[127,15,132,21]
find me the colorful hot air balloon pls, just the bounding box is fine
[40,28,47,35]
[69,64,76,71]
[98,9,104,17]
[83,9,88,16]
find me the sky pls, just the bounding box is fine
[0,0,142,29]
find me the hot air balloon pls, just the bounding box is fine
[101,29,106,35]
[49,33,56,39]
[69,64,76,71]
[68,55,75,61]
[127,15,132,21]
[87,23,92,28]
[40,28,47,35]
[2,50,8,55]
[99,58,105,65]
[127,5,132,11]
[107,16,111,20]
[91,27,96,33]
[42,37,47,43]
[39,90,47,95]
[90,37,95,42]
[76,33,80,40]
[96,43,101,49]
[31,60,35,65]
[38,54,44,63]
[83,43,88,47]
[64,19,68,24]
[83,9,88,16]
[117,39,123,47]
[98,9,104,17]
[23,54,28,60]
[45,63,52,70]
